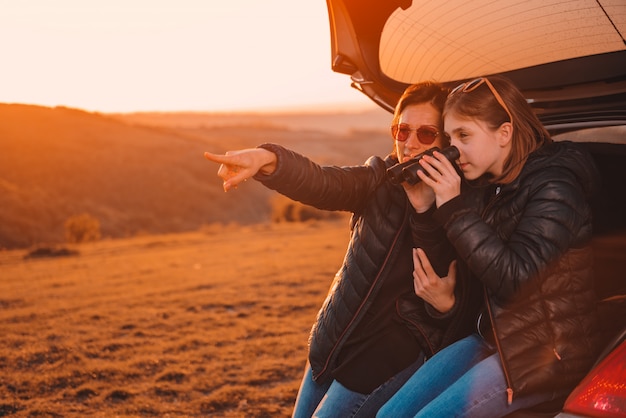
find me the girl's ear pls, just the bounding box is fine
[498,122,513,147]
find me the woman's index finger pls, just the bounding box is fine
[204,152,230,164]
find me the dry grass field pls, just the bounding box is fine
[0,220,350,417]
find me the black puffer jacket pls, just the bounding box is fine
[433,141,602,401]
[255,143,481,384]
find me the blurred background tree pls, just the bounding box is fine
[65,213,101,243]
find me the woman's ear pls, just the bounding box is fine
[498,122,513,147]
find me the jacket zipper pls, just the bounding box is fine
[478,185,515,403]
[484,277,515,404]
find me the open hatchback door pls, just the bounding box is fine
[326,0,626,131]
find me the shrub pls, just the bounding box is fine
[64,213,101,243]
[270,195,343,223]
[24,246,79,259]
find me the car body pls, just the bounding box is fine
[324,0,626,416]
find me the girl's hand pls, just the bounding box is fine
[204,148,276,192]
[417,151,461,207]
[412,248,456,313]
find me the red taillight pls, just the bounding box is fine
[563,339,626,417]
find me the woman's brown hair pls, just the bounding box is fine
[443,75,551,184]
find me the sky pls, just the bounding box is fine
[0,0,376,113]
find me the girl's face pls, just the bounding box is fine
[395,103,444,163]
[444,111,511,181]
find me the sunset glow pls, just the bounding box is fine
[0,0,374,113]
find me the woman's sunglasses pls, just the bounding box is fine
[391,124,439,144]
[450,77,514,125]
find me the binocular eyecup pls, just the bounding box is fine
[386,146,460,185]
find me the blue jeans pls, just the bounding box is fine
[292,355,425,418]
[377,334,563,418]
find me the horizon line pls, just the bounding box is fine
[1,99,381,115]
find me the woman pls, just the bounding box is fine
[204,82,481,417]
[377,76,602,417]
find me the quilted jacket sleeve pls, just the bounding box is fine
[253,143,388,213]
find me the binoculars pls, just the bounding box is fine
[387,146,460,185]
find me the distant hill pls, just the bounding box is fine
[110,108,392,135]
[0,104,391,249]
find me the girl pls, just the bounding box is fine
[377,76,602,417]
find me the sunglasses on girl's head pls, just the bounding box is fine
[450,77,514,125]
[391,124,439,144]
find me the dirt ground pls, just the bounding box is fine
[0,220,350,417]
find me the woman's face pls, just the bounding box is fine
[395,103,444,164]
[444,111,510,181]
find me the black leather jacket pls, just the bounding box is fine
[255,143,480,384]
[433,141,602,400]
